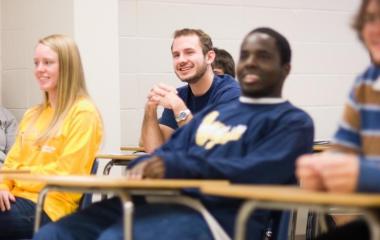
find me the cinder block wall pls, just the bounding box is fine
[1,0,74,120]
[0,0,370,147]
[119,0,369,145]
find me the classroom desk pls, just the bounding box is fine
[120,146,145,152]
[0,169,30,174]
[3,174,228,240]
[312,144,331,152]
[201,185,380,240]
[96,153,143,175]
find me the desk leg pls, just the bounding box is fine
[101,160,116,200]
[103,160,115,175]
[234,201,257,240]
[34,188,50,233]
[234,201,297,240]
[288,209,297,240]
[362,209,380,240]
[117,192,133,240]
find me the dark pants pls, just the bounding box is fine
[33,197,215,240]
[0,197,51,240]
[316,219,370,240]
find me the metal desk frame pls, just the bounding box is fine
[29,177,228,240]
[35,186,185,240]
[235,200,380,240]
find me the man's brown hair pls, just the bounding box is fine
[172,28,213,55]
[352,0,380,41]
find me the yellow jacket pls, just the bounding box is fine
[0,98,103,221]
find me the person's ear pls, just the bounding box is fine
[206,50,216,65]
[282,63,291,77]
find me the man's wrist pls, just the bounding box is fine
[175,109,191,123]
[145,102,158,115]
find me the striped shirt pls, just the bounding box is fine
[334,64,380,162]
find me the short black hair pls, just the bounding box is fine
[212,47,236,77]
[247,27,291,65]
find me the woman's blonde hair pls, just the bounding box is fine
[32,34,90,143]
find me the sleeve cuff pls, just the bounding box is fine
[357,158,380,193]
[127,155,152,169]
[156,152,184,179]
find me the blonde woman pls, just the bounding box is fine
[0,34,103,239]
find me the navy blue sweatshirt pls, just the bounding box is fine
[132,97,314,239]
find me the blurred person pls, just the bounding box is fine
[212,47,236,77]
[297,1,380,239]
[0,107,17,163]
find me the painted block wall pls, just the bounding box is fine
[119,0,369,145]
[1,0,74,120]
[0,0,371,151]
[1,0,121,156]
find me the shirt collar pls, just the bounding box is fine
[239,96,286,104]
[373,75,380,91]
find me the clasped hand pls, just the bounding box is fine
[147,83,182,109]
[126,156,165,180]
[296,152,359,193]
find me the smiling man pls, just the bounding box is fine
[34,28,314,240]
[140,28,240,153]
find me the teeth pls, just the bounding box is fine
[179,65,192,71]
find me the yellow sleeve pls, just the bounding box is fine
[17,110,103,191]
[0,134,22,190]
[0,110,33,190]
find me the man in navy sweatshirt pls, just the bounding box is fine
[140,28,240,153]
[34,27,314,240]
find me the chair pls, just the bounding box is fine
[19,159,100,240]
[78,158,99,209]
[98,152,147,176]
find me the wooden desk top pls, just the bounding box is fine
[0,169,30,174]
[313,144,331,152]
[120,146,145,152]
[96,153,141,161]
[201,185,380,208]
[2,174,229,189]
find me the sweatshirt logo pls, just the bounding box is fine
[196,111,247,150]
[41,145,56,153]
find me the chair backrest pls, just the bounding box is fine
[79,158,99,209]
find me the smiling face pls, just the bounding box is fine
[34,43,59,98]
[362,0,380,65]
[171,34,213,84]
[236,32,289,98]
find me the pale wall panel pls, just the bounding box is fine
[303,106,344,141]
[242,0,358,11]
[292,43,368,75]
[284,74,354,107]
[119,0,138,36]
[137,1,245,39]
[2,70,28,109]
[119,1,368,146]
[1,0,73,115]
[121,109,144,145]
